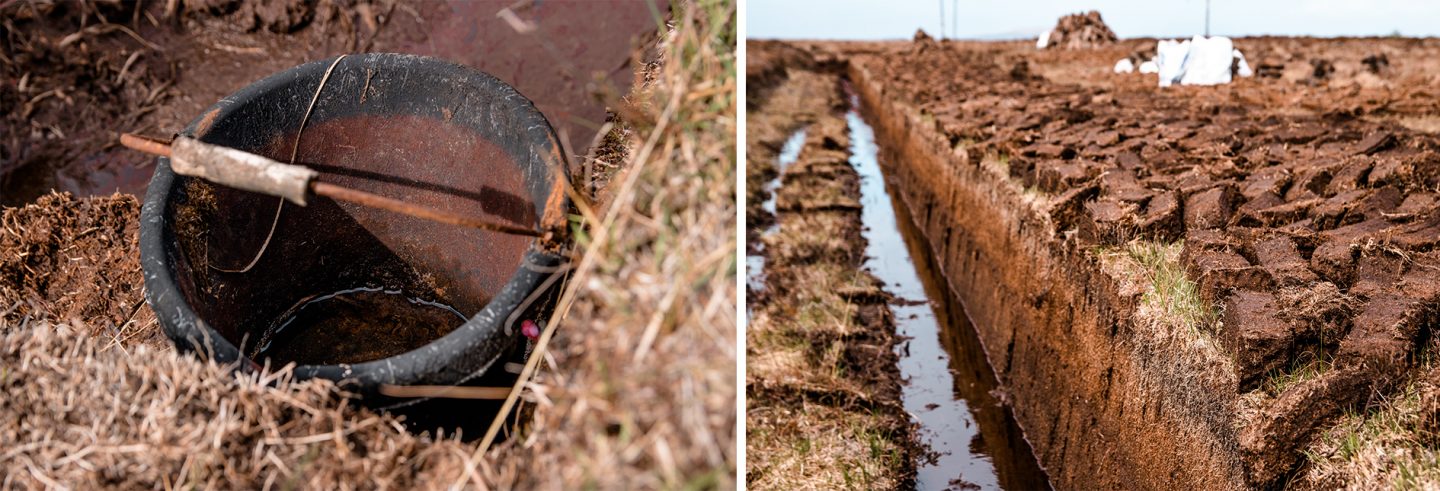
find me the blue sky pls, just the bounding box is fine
[747,0,1440,40]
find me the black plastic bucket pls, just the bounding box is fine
[139,53,570,434]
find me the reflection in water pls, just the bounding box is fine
[255,287,468,366]
[848,90,1050,490]
[746,128,808,316]
[763,129,808,233]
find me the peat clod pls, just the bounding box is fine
[1361,53,1390,74]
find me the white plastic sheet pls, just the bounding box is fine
[1152,36,1253,87]
[1156,39,1190,87]
[1179,36,1234,85]
[1139,59,1159,74]
[1234,49,1254,77]
[1114,58,1135,73]
[1036,29,1051,49]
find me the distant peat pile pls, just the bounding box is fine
[1044,11,1117,49]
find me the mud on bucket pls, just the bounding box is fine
[138,53,571,436]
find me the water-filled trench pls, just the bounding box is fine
[847,88,1051,490]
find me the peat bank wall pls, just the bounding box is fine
[849,61,1248,490]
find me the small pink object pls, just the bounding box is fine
[522,320,540,340]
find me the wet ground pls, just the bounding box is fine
[848,88,1048,490]
[2,0,658,205]
[745,127,804,309]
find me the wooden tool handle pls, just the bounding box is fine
[169,136,319,205]
[119,133,542,237]
[312,182,541,237]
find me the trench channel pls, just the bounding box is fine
[847,88,1051,490]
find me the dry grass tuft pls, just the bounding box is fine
[1095,240,1238,444]
[747,404,908,490]
[1302,371,1440,490]
[1098,243,1203,326]
[747,261,875,392]
[762,214,859,266]
[485,1,737,488]
[0,319,477,489]
[1120,241,1219,336]
[1275,282,1356,345]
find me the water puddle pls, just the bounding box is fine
[848,91,1051,490]
[762,129,808,233]
[254,287,468,366]
[746,128,807,312]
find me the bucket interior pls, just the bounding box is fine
[163,56,552,368]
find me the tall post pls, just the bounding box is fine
[939,0,946,40]
[1205,0,1211,37]
[952,0,958,40]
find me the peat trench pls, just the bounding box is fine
[847,87,1050,489]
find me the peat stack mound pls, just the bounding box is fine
[1046,11,1117,50]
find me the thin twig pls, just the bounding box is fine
[212,55,346,274]
[116,50,143,85]
[58,23,162,51]
[376,384,513,400]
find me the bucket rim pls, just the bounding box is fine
[139,53,570,396]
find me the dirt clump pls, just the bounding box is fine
[242,0,317,32]
[1044,11,1117,50]
[0,192,161,346]
[1362,53,1390,74]
[1311,58,1336,79]
[1220,291,1297,391]
[911,28,940,55]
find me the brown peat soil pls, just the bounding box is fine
[752,35,1440,489]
